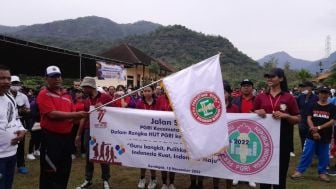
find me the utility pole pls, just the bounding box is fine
[325,35,331,58]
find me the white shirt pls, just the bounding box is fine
[14,91,30,108]
[0,94,24,158]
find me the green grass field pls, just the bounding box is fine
[12,127,336,189]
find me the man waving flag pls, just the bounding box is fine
[163,54,228,160]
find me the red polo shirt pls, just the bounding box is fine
[241,96,254,113]
[111,96,130,107]
[253,91,299,115]
[157,95,172,111]
[83,92,113,129]
[227,103,239,113]
[37,88,75,134]
[136,98,159,110]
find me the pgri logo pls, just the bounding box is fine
[97,109,106,122]
[95,109,107,128]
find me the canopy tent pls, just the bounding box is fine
[0,35,131,78]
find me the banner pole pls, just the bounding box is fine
[89,79,163,113]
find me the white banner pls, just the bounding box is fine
[96,61,126,80]
[90,108,280,184]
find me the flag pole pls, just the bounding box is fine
[89,79,163,113]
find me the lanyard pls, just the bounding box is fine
[268,94,281,113]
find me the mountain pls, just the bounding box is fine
[257,51,313,70]
[111,25,262,84]
[0,25,27,33]
[257,51,336,73]
[307,52,336,73]
[0,16,261,85]
[1,16,161,41]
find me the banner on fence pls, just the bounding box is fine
[90,107,280,184]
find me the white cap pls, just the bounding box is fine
[45,65,61,77]
[11,75,20,83]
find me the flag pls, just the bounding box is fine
[163,54,228,160]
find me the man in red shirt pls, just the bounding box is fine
[75,76,113,189]
[232,79,255,113]
[231,79,256,188]
[37,66,88,189]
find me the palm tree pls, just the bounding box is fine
[297,69,312,82]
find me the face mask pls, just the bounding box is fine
[10,86,21,92]
[302,90,309,95]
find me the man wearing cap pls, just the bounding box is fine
[291,86,335,182]
[296,81,318,151]
[37,66,89,189]
[0,65,26,189]
[10,75,30,174]
[75,76,112,189]
[231,79,257,188]
[232,79,255,113]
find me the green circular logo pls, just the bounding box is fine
[191,92,222,124]
[228,131,261,164]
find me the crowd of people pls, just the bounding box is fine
[1,64,336,189]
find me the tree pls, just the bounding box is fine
[284,61,291,72]
[263,57,278,72]
[297,69,312,82]
[325,62,336,86]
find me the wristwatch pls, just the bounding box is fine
[317,126,321,130]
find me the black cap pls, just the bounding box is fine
[317,86,330,94]
[240,79,253,86]
[301,81,314,88]
[264,68,285,78]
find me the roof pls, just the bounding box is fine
[100,43,155,66]
[0,34,132,78]
[157,59,177,72]
[312,72,332,82]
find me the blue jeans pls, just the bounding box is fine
[0,155,17,189]
[296,139,329,174]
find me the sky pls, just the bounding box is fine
[1,0,336,61]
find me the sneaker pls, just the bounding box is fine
[290,171,303,179]
[18,166,29,174]
[27,153,36,160]
[148,179,157,189]
[232,179,239,185]
[72,154,76,160]
[103,180,110,189]
[327,169,336,176]
[33,150,40,156]
[290,152,296,157]
[161,184,168,189]
[76,180,92,189]
[249,181,256,188]
[319,174,330,182]
[168,184,176,189]
[138,178,146,189]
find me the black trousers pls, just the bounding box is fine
[299,123,309,151]
[28,130,41,153]
[16,136,25,167]
[39,130,72,189]
[16,118,29,167]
